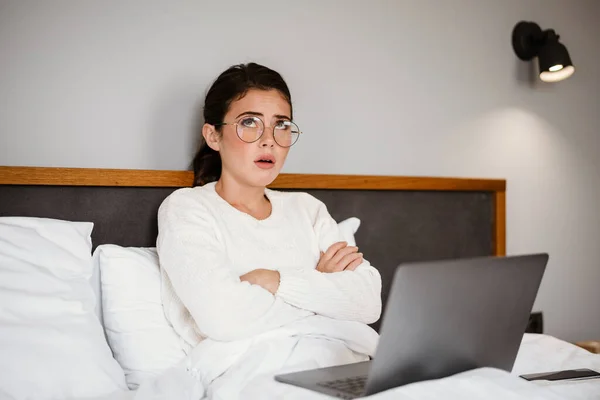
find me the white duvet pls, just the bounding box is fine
[129,316,600,400]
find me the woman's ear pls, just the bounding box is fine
[202,123,221,151]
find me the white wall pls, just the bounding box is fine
[1,0,599,342]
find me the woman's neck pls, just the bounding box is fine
[214,175,271,219]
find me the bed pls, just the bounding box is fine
[0,166,598,400]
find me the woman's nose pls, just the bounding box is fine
[259,127,276,147]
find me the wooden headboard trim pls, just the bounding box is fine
[0,167,505,191]
[0,166,506,256]
[494,191,506,256]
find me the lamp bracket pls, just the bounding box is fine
[512,21,544,61]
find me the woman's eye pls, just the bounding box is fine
[275,120,290,130]
[240,117,257,128]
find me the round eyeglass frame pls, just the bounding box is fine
[215,116,302,148]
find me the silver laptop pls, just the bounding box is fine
[275,254,548,399]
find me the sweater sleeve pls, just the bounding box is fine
[276,196,382,324]
[157,190,311,342]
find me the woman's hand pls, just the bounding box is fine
[240,269,280,294]
[316,241,363,273]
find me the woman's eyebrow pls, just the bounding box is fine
[234,111,291,120]
[235,111,263,119]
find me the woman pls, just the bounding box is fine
[156,62,382,397]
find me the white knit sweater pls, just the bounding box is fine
[157,182,382,352]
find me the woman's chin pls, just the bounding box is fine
[248,169,280,187]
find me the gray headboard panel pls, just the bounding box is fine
[0,185,177,250]
[0,167,506,332]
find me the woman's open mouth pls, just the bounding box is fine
[254,154,276,169]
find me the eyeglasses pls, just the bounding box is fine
[215,116,301,148]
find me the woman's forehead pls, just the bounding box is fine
[228,89,291,118]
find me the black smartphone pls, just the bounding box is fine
[520,368,600,382]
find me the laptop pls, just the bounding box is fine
[274,254,548,399]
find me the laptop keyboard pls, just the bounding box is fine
[317,375,367,398]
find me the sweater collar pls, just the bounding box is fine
[203,182,282,226]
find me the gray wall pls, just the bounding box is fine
[1,0,599,343]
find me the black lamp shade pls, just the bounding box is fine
[512,21,575,83]
[538,41,575,82]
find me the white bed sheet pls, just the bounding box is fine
[66,333,599,400]
[207,334,600,400]
[511,333,600,399]
[71,389,136,400]
[130,329,600,400]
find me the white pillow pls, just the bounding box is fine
[94,245,186,390]
[95,217,361,389]
[338,217,361,246]
[0,217,127,399]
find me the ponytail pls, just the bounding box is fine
[192,140,221,187]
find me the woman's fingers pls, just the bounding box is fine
[323,241,348,261]
[317,242,364,273]
[339,252,362,269]
[331,245,358,264]
[344,256,363,271]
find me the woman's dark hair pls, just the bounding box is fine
[193,62,293,186]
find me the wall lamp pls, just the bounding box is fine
[512,21,574,83]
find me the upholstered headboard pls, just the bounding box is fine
[0,167,506,331]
